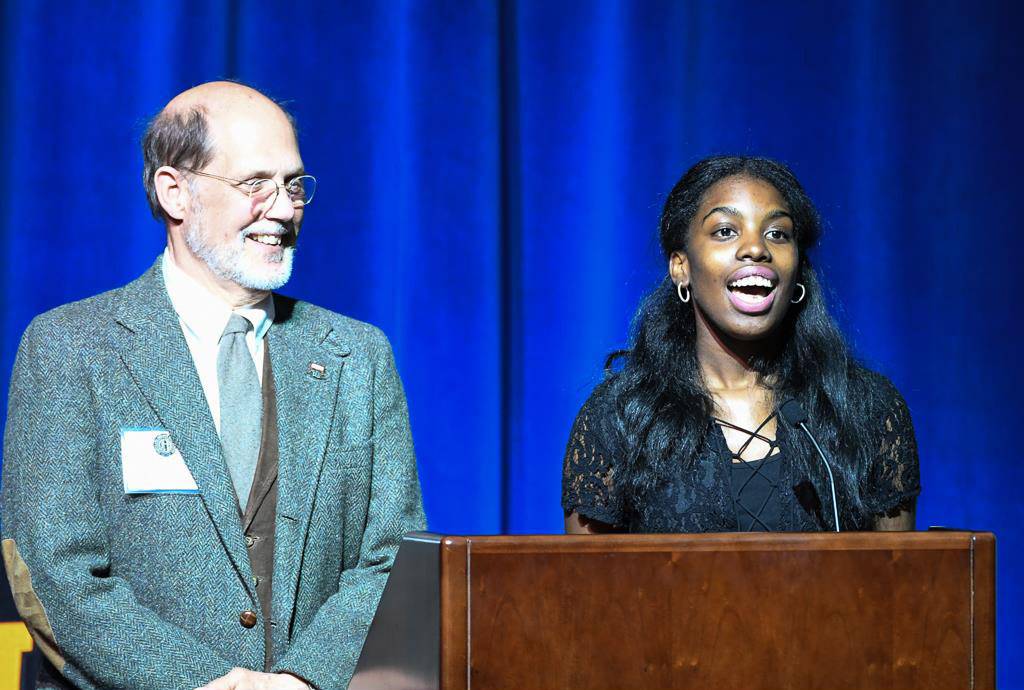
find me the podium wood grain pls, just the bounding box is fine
[351,532,995,690]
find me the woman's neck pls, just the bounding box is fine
[694,307,773,393]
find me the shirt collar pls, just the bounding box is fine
[161,248,274,344]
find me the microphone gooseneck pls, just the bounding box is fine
[779,400,841,533]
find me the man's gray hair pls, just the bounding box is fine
[141,107,214,220]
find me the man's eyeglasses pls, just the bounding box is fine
[183,169,317,208]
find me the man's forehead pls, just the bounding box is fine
[164,82,301,174]
[204,114,301,177]
[209,112,300,160]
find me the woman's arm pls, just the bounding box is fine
[864,374,922,531]
[873,507,915,531]
[564,511,618,534]
[561,385,624,533]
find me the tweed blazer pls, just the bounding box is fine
[0,259,426,690]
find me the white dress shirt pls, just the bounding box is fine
[161,249,273,435]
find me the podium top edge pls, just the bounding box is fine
[405,530,994,553]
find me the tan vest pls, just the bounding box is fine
[242,347,279,669]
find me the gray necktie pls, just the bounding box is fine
[217,313,263,512]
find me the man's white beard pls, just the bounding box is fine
[184,203,294,291]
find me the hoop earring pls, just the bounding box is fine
[677,283,690,304]
[791,283,806,304]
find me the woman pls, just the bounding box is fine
[562,156,919,534]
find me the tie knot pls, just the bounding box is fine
[221,313,253,339]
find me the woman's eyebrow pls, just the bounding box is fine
[702,206,740,223]
[764,209,793,222]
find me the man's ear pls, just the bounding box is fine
[153,166,190,222]
[668,250,690,288]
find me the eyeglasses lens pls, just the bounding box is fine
[250,176,317,207]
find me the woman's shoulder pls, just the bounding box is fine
[853,366,910,414]
[850,366,916,445]
[571,371,628,431]
[579,373,618,409]
[566,374,624,452]
[850,366,921,517]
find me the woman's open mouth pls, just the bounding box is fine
[726,267,778,315]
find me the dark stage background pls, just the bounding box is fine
[1,0,1021,686]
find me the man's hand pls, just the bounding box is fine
[197,668,311,690]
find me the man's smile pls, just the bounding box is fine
[248,233,282,246]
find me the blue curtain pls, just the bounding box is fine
[1,1,1021,686]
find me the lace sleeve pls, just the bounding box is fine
[861,377,922,518]
[561,387,623,526]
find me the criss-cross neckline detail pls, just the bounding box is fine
[714,412,782,532]
[713,412,780,463]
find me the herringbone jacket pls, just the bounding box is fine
[1,259,426,689]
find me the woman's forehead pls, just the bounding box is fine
[692,176,789,221]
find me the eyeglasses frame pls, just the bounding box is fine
[181,168,317,209]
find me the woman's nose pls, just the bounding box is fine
[737,231,770,262]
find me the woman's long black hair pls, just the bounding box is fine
[608,156,883,528]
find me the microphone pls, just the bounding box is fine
[779,399,841,532]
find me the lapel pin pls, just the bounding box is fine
[307,362,326,380]
[153,432,177,457]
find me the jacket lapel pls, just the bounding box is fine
[267,295,348,646]
[110,260,257,602]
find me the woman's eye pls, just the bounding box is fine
[765,228,791,241]
[712,227,737,238]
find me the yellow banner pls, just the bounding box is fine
[0,622,33,689]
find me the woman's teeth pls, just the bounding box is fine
[726,275,778,313]
[728,275,774,289]
[250,234,282,246]
[727,274,777,307]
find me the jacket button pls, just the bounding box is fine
[245,536,256,548]
[239,610,258,628]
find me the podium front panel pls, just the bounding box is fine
[439,532,993,690]
[353,531,994,690]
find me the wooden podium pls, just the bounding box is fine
[349,531,995,690]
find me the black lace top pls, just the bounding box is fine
[561,372,921,533]
[718,414,784,531]
[730,455,782,531]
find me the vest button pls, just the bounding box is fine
[239,610,258,628]
[245,535,256,548]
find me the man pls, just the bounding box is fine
[1,81,425,690]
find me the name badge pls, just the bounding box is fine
[120,427,198,494]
